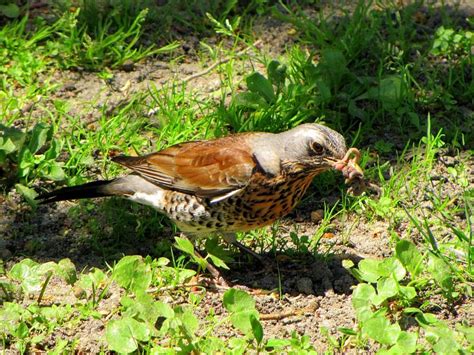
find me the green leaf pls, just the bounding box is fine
[342,259,354,269]
[378,258,406,281]
[407,112,420,130]
[267,60,286,86]
[174,268,197,284]
[177,307,199,335]
[223,288,256,313]
[393,331,417,353]
[0,4,20,18]
[395,240,423,276]
[37,261,57,275]
[205,237,232,269]
[123,292,161,325]
[456,324,474,344]
[28,123,50,155]
[44,139,62,160]
[424,323,462,353]
[359,76,405,109]
[8,259,42,293]
[174,236,195,256]
[233,92,268,110]
[348,100,366,120]
[17,148,34,177]
[155,301,174,319]
[399,286,417,301]
[57,258,77,284]
[352,283,376,321]
[377,76,404,108]
[228,337,249,352]
[246,72,275,103]
[230,309,260,334]
[44,163,65,181]
[0,137,16,154]
[15,322,29,339]
[15,184,38,205]
[82,268,107,288]
[106,317,150,354]
[223,289,260,335]
[266,338,292,349]
[0,125,26,154]
[427,255,453,292]
[318,48,347,89]
[357,259,383,283]
[316,79,331,102]
[415,312,439,326]
[112,256,151,293]
[373,277,397,305]
[250,314,264,343]
[362,315,401,345]
[208,254,230,269]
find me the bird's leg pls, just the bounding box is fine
[193,249,230,287]
[222,233,265,263]
[180,233,229,287]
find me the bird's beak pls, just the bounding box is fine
[325,148,364,183]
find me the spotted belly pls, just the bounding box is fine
[172,174,315,235]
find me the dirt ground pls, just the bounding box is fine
[1,7,473,353]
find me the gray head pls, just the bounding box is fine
[252,123,348,176]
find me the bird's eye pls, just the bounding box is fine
[311,142,325,155]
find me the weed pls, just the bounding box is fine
[344,238,473,353]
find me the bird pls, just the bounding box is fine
[37,123,363,279]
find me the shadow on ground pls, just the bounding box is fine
[2,196,363,297]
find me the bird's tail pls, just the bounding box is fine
[36,180,117,204]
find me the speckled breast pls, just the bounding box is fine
[172,173,315,234]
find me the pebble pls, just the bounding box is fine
[296,277,314,294]
[63,82,77,91]
[310,209,324,223]
[121,60,135,72]
[0,248,12,259]
[439,156,457,167]
[73,286,87,299]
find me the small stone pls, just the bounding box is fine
[121,60,135,72]
[293,211,305,222]
[63,82,77,91]
[73,286,87,299]
[310,209,324,223]
[182,43,191,53]
[0,248,12,259]
[439,156,457,167]
[311,261,332,282]
[296,277,314,294]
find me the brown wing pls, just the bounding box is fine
[112,135,258,199]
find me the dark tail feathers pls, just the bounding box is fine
[36,180,115,204]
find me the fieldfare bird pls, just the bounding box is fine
[37,123,364,278]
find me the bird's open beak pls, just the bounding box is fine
[325,148,364,183]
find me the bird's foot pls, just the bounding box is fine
[193,249,231,288]
[203,260,231,288]
[231,240,265,264]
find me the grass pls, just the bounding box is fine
[1,0,473,353]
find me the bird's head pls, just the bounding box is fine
[252,123,363,180]
[277,123,352,174]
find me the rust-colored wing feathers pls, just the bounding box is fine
[112,136,257,198]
